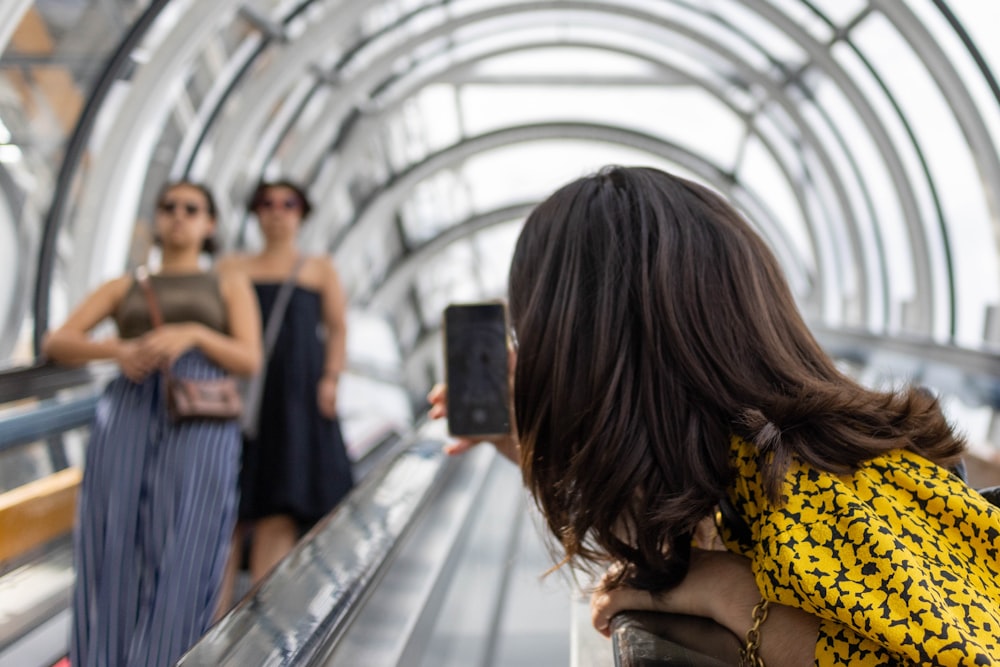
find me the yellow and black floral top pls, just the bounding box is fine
[718,436,1000,666]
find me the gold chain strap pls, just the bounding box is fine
[738,598,770,667]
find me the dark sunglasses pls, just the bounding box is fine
[255,196,303,211]
[158,201,205,216]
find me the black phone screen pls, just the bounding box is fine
[444,302,511,436]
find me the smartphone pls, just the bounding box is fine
[443,302,511,437]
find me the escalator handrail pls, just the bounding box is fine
[0,394,100,455]
[0,361,99,405]
[177,433,454,666]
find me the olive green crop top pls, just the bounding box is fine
[115,272,229,339]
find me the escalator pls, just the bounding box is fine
[4,326,1000,667]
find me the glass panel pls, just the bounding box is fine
[0,440,53,493]
[912,1,1000,162]
[829,41,915,332]
[852,13,997,343]
[712,0,810,65]
[0,1,148,365]
[457,140,682,213]
[471,221,521,298]
[754,0,838,42]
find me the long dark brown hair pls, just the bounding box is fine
[508,166,964,591]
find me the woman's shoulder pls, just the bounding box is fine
[297,254,339,288]
[100,274,137,303]
[216,253,255,274]
[214,264,253,299]
[302,253,336,274]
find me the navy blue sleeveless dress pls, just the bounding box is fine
[238,284,354,525]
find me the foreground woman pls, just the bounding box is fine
[432,166,1000,665]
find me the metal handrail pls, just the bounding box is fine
[810,324,1000,407]
[0,394,99,456]
[0,361,112,463]
[611,611,740,667]
[0,362,97,406]
[177,436,457,666]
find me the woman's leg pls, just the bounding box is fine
[129,418,239,667]
[214,521,248,622]
[72,378,155,667]
[248,514,299,583]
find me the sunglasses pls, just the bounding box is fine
[255,196,303,211]
[158,201,205,216]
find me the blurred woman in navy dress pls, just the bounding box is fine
[217,180,354,609]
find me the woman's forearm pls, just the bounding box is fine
[43,331,122,366]
[757,604,819,666]
[716,599,819,667]
[323,329,346,379]
[194,327,261,377]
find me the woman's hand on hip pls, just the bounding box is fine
[317,375,338,418]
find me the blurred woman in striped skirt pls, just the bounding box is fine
[43,181,261,667]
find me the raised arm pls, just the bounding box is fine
[42,276,132,366]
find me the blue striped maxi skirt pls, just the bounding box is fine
[70,351,240,667]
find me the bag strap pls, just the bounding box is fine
[240,255,307,438]
[136,268,164,329]
[261,255,307,361]
[136,268,175,384]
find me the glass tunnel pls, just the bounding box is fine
[1,1,1000,665]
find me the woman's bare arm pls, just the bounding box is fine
[42,276,132,366]
[591,549,818,666]
[317,257,347,417]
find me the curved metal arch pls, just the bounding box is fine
[33,3,992,350]
[364,202,535,312]
[57,1,246,309]
[170,0,353,182]
[365,161,819,319]
[196,0,394,205]
[174,4,852,282]
[300,38,819,242]
[330,122,809,302]
[874,1,1000,338]
[172,0,960,336]
[879,1,1000,233]
[298,35,857,321]
[202,0,865,260]
[172,33,272,179]
[271,2,872,321]
[248,3,868,318]
[740,0,942,335]
[30,0,174,350]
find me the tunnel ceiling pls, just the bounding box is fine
[1,0,1000,392]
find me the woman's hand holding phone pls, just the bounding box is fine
[427,383,519,463]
